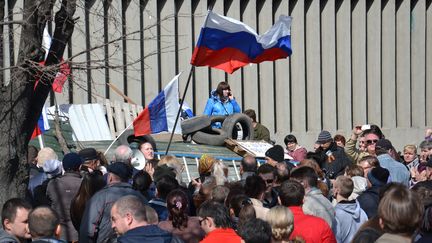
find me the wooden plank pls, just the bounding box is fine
[105,99,116,138]
[130,104,138,119]
[123,103,132,127]
[114,100,125,134]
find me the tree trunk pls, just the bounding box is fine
[0,0,76,206]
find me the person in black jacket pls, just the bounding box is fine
[357,167,390,219]
[314,130,353,179]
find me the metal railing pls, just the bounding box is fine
[155,152,242,183]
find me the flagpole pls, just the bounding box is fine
[37,135,45,149]
[165,10,211,155]
[165,66,195,155]
[104,122,134,156]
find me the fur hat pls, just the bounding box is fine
[265,145,285,162]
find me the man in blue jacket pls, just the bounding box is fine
[111,195,181,243]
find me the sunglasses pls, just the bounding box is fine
[366,139,378,145]
[265,179,274,184]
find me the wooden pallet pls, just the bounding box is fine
[96,98,143,139]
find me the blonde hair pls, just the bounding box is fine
[37,147,58,167]
[266,206,294,241]
[403,144,417,153]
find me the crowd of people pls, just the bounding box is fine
[0,126,430,243]
[2,92,432,243]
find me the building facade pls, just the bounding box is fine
[2,0,431,150]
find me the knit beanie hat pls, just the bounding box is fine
[198,154,216,175]
[367,167,389,186]
[62,152,84,171]
[316,130,333,144]
[265,145,285,162]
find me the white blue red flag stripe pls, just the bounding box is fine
[133,73,182,136]
[191,11,292,74]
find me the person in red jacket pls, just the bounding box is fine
[278,180,336,243]
[197,201,242,243]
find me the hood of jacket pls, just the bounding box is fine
[336,200,363,220]
[351,176,368,194]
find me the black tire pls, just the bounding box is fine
[181,115,211,135]
[210,115,227,123]
[191,128,229,146]
[222,113,254,140]
[118,129,158,151]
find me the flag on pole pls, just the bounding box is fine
[31,105,50,139]
[181,101,194,119]
[133,73,182,136]
[190,11,292,74]
[40,25,71,93]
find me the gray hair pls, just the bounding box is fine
[114,145,133,163]
[113,195,148,222]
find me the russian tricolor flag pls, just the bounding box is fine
[133,73,182,136]
[31,105,50,139]
[191,11,292,74]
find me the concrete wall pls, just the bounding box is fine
[3,0,431,151]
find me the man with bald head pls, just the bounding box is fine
[240,155,257,184]
[114,145,134,165]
